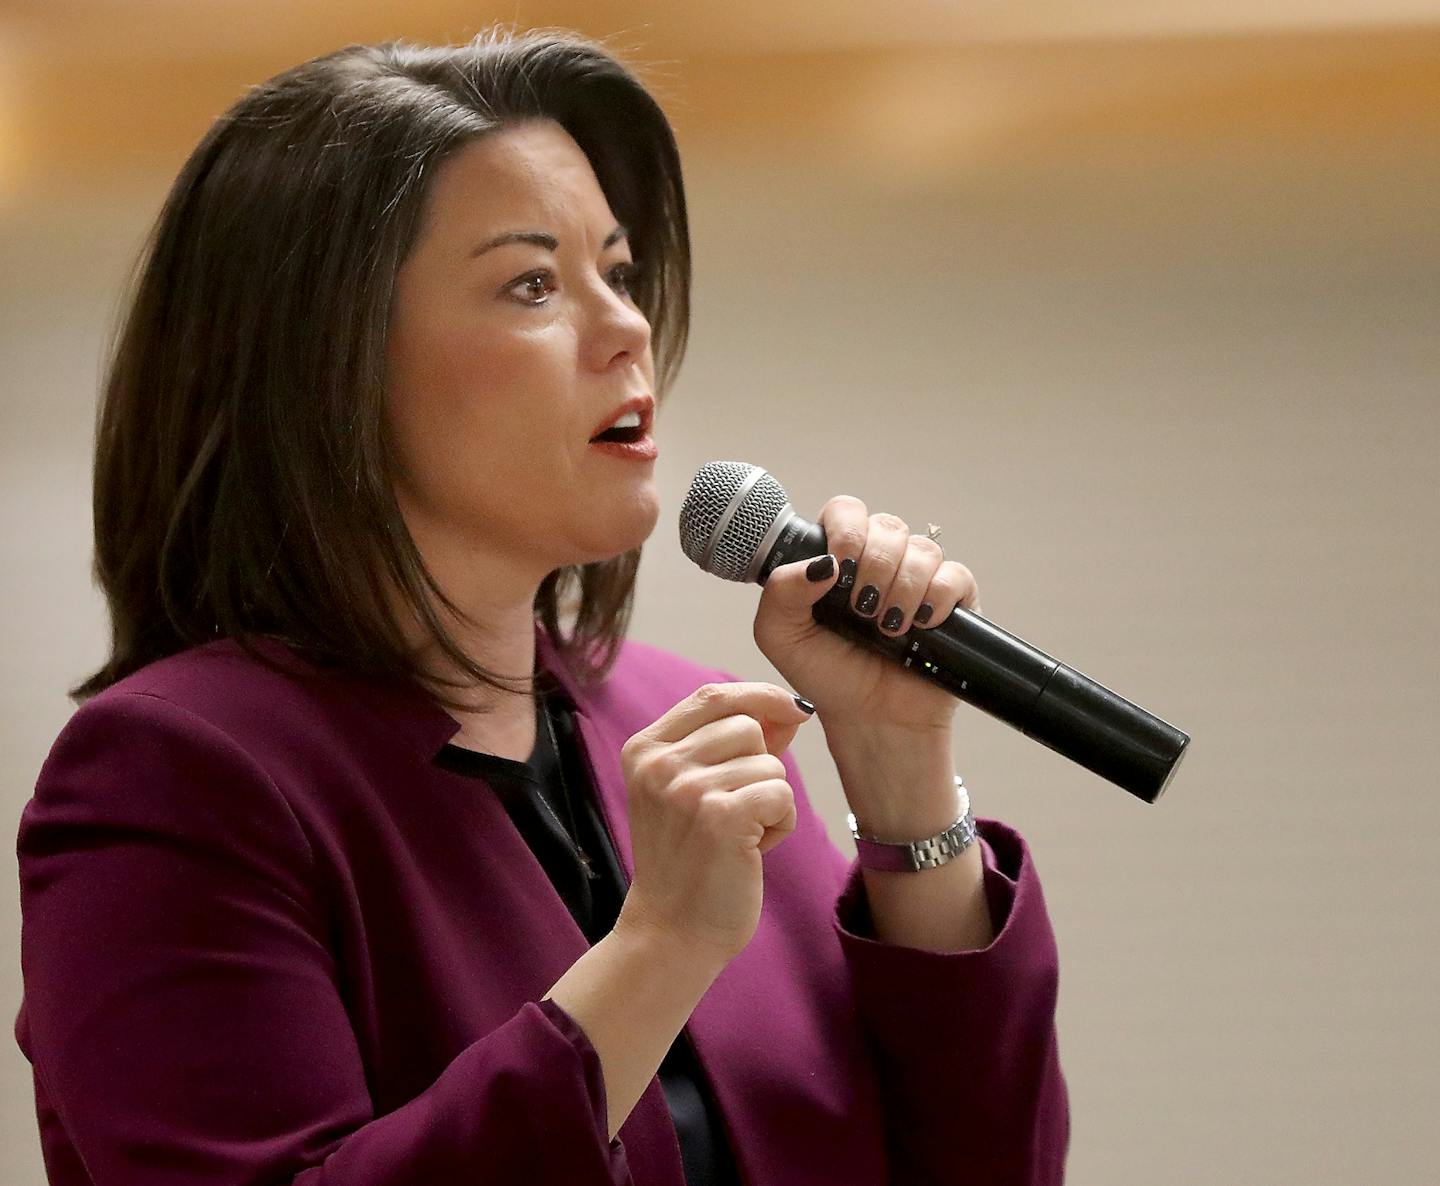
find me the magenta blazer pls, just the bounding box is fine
[16,626,1069,1184]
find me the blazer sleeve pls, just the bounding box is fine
[16,691,632,1186]
[830,817,1071,1186]
[768,714,1069,1182]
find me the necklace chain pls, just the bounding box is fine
[535,694,599,881]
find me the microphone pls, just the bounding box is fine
[678,461,1189,803]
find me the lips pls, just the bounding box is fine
[589,434,658,461]
[588,395,655,443]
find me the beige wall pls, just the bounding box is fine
[3,16,1438,1184]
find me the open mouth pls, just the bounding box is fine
[590,425,648,445]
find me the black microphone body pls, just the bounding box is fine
[683,465,1189,804]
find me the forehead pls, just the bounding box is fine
[420,119,615,239]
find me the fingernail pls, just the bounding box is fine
[805,554,836,582]
[881,606,904,632]
[914,603,934,624]
[856,585,879,616]
[837,558,857,589]
[793,695,815,714]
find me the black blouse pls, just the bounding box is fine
[433,690,741,1186]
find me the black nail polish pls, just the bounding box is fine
[805,554,836,582]
[856,585,879,616]
[793,695,815,714]
[837,558,857,589]
[881,606,904,632]
[914,602,934,624]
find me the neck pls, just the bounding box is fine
[421,605,541,761]
[416,602,539,709]
[389,522,551,758]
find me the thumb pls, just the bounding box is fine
[757,552,841,627]
[759,691,817,757]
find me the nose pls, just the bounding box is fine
[585,279,652,373]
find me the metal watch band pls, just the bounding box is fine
[847,775,977,873]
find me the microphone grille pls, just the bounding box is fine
[678,461,791,582]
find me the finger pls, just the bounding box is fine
[816,495,870,597]
[754,551,841,626]
[719,778,797,854]
[913,561,982,628]
[645,682,813,748]
[876,533,946,636]
[850,512,912,620]
[677,714,772,766]
[673,751,788,796]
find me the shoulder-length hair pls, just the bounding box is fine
[71,27,691,712]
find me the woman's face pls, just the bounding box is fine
[384,119,659,591]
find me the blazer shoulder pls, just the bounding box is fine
[107,634,315,707]
[58,639,370,771]
[23,650,323,925]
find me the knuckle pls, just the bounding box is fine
[871,511,907,533]
[620,733,648,764]
[699,795,734,837]
[768,778,797,808]
[932,561,968,587]
[646,749,681,785]
[823,494,867,516]
[911,535,944,560]
[694,682,726,706]
[739,716,766,750]
[894,563,928,590]
[864,542,903,570]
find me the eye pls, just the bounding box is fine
[608,260,643,297]
[506,270,557,306]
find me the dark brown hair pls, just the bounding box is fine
[72,27,691,712]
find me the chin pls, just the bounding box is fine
[570,494,661,566]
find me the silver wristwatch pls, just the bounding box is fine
[847,775,977,873]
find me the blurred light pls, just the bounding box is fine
[0,25,27,212]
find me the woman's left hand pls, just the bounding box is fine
[751,495,983,743]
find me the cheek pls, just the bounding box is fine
[383,320,567,513]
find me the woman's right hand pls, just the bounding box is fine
[614,682,815,967]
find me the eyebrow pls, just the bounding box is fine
[470,225,629,258]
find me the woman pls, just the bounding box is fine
[15,28,1068,1186]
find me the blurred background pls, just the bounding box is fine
[3,2,1438,1183]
